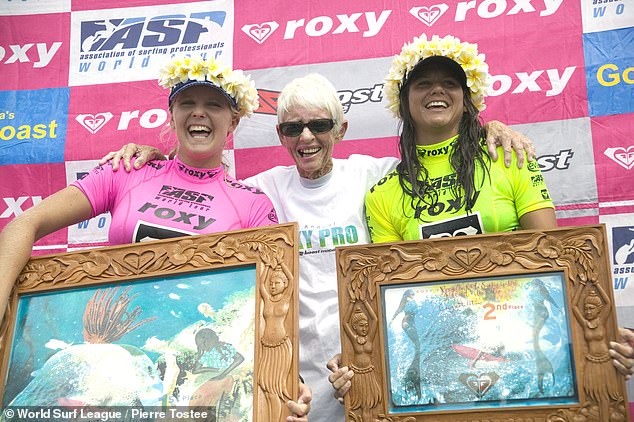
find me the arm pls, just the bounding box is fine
[519,208,557,230]
[99,143,166,172]
[484,120,536,168]
[609,327,634,380]
[286,382,312,422]
[364,300,379,341]
[0,187,93,323]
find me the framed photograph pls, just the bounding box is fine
[0,223,299,422]
[336,225,630,422]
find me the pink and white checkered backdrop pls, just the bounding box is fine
[1,0,633,408]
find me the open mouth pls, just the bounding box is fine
[298,147,321,157]
[426,100,449,109]
[188,125,211,138]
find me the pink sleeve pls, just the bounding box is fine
[247,194,279,228]
[71,163,116,218]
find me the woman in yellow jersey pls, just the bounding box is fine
[364,34,557,243]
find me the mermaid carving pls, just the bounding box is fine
[344,300,381,421]
[572,282,621,420]
[258,263,293,421]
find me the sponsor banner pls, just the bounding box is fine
[235,0,398,69]
[590,113,634,204]
[583,27,634,117]
[0,88,69,165]
[0,163,68,250]
[581,0,632,33]
[71,0,191,12]
[66,80,169,160]
[234,136,399,180]
[235,0,575,71]
[237,50,583,154]
[555,213,599,227]
[0,0,69,16]
[235,57,398,150]
[0,14,69,90]
[64,159,110,245]
[510,117,597,207]
[601,213,634,307]
[68,0,234,86]
[479,34,587,124]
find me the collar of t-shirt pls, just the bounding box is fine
[299,166,334,189]
[173,155,225,183]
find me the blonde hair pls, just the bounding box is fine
[277,73,345,134]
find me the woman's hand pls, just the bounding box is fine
[609,327,634,380]
[286,382,312,422]
[326,353,354,404]
[99,143,166,172]
[484,120,536,168]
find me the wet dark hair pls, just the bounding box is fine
[395,61,490,219]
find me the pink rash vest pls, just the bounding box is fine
[72,156,278,245]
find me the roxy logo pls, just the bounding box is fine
[241,11,391,44]
[0,42,62,68]
[75,113,114,134]
[408,0,563,27]
[409,4,449,26]
[241,22,279,44]
[604,146,634,170]
[76,109,168,133]
[1,196,42,218]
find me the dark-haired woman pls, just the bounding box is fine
[365,34,556,242]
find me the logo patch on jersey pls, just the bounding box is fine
[157,185,215,207]
[133,221,195,243]
[531,174,545,187]
[541,189,551,200]
[268,208,278,223]
[420,213,483,239]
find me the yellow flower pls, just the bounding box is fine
[158,55,259,117]
[383,34,491,117]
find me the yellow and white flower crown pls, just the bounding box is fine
[383,34,491,118]
[158,56,259,118]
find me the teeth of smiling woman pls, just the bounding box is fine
[188,125,211,136]
[426,101,448,108]
[300,147,320,156]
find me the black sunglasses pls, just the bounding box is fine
[278,119,335,137]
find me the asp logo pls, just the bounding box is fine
[612,225,634,265]
[604,146,634,170]
[241,10,391,44]
[80,12,226,54]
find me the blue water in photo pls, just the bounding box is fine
[381,272,578,413]
[3,266,256,416]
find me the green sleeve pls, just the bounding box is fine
[365,186,403,243]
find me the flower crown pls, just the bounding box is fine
[383,34,491,118]
[158,56,259,118]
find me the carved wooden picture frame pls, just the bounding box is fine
[0,223,299,422]
[336,225,629,422]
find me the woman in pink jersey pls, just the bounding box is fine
[0,56,310,420]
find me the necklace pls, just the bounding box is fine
[356,336,367,345]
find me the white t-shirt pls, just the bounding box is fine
[246,154,398,421]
